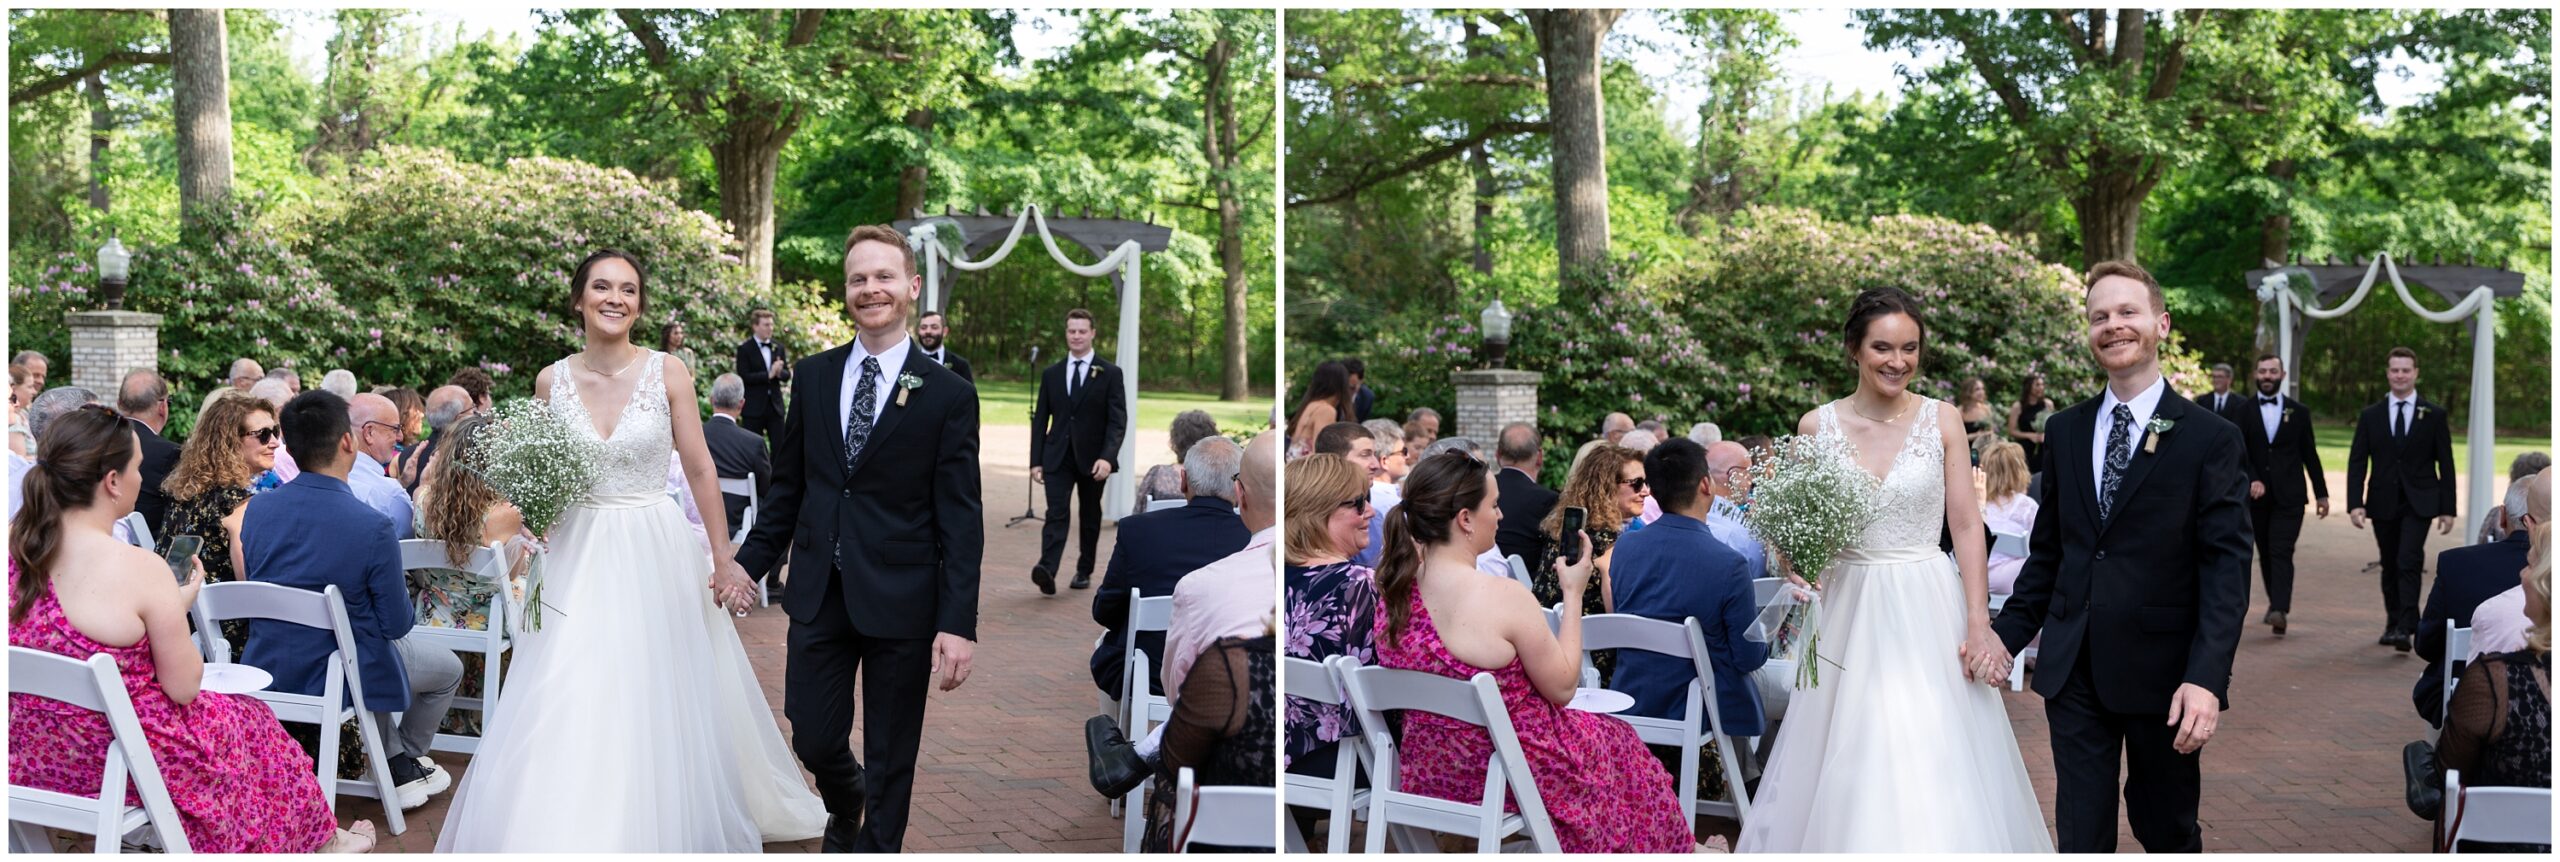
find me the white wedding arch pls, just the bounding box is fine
[899,205,1171,520]
[2253,253,2522,540]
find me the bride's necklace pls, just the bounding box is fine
[1849,393,1917,425]
[580,348,648,378]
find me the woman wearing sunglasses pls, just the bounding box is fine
[158,393,283,657]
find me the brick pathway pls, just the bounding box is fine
[368,423,1169,852]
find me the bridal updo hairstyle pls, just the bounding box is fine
[1841,286,1928,360]
[567,248,649,319]
[1378,450,1494,640]
[10,405,138,624]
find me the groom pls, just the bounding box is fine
[1986,260,2251,853]
[737,224,982,852]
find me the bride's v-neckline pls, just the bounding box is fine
[570,352,652,444]
[1829,400,1924,487]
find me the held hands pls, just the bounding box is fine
[709,556,756,616]
[1958,623,2011,685]
[1552,531,1595,598]
[2166,683,2221,754]
[1091,459,1113,482]
[932,633,975,691]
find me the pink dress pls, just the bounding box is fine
[1374,591,1692,852]
[7,561,336,852]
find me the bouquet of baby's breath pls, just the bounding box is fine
[1743,433,1877,688]
[464,398,602,632]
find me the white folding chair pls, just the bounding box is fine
[1752,577,1786,609]
[7,648,192,854]
[1507,554,1535,591]
[400,539,514,755]
[1990,530,2029,561]
[116,512,153,550]
[2442,768,2554,852]
[1338,663,1562,853]
[1145,497,1188,513]
[1541,603,1600,689]
[1282,655,1369,853]
[1120,650,1167,853]
[718,473,764,605]
[1101,591,1177,821]
[191,582,408,835]
[1581,613,1755,830]
[2443,622,2476,726]
[1172,766,1280,851]
[1984,593,2037,692]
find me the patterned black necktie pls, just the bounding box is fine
[2100,404,2135,523]
[843,356,880,473]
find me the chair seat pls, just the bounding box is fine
[8,788,152,835]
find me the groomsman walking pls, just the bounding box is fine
[2345,346,2459,651]
[915,310,974,382]
[736,308,792,448]
[2202,363,2246,421]
[1029,308,1127,594]
[2237,354,2327,636]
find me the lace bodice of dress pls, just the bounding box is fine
[549,350,675,499]
[1818,399,1946,551]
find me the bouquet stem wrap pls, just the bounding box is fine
[1741,433,1877,689]
[465,399,602,632]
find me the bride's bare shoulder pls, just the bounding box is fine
[1796,403,1826,436]
[534,362,558,400]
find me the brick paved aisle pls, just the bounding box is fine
[377,423,1167,852]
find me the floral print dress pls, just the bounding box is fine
[158,486,253,656]
[1284,561,1378,766]
[8,562,337,852]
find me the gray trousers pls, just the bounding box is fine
[371,637,463,760]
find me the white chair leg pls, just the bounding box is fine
[354,711,408,836]
[1121,777,1151,853]
[10,821,58,852]
[316,711,342,814]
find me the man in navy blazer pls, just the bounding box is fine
[1090,436,1250,698]
[239,390,462,810]
[1607,438,1770,737]
[2412,476,2543,726]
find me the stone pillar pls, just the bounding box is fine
[1451,368,1540,442]
[66,310,162,396]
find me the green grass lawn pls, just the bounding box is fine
[2311,421,2548,476]
[971,378,1271,432]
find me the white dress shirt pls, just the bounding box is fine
[838,334,912,430]
[2258,394,2284,444]
[1065,350,1096,397]
[2388,391,2420,438]
[349,452,418,541]
[2092,375,2169,501]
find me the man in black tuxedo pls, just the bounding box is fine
[1089,436,1249,698]
[735,307,792,448]
[2345,346,2460,650]
[915,310,973,382]
[735,224,981,853]
[2411,473,2541,726]
[1029,308,1128,594]
[1988,261,2251,853]
[1492,422,1559,566]
[115,370,184,537]
[702,372,771,540]
[2236,354,2328,636]
[2200,362,2246,421]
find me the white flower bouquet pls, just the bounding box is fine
[463,398,602,631]
[1743,433,1877,688]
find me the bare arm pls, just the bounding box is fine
[1511,532,1593,705]
[663,357,753,608]
[142,551,206,706]
[222,501,248,580]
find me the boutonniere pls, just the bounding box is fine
[895,372,924,407]
[2415,406,2429,422]
[1085,363,1101,382]
[2283,406,2296,424]
[2144,417,2176,454]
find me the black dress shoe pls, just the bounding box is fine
[1070,573,1093,590]
[1085,715,1151,798]
[2393,632,2414,652]
[822,813,861,852]
[2261,610,2275,624]
[2380,631,2399,646]
[1032,566,1056,596]
[2269,611,2287,636]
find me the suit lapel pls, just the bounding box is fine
[815,346,850,476]
[2067,399,2103,536]
[847,343,922,480]
[2098,391,2188,540]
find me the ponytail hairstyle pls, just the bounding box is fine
[1378,449,1494,640]
[11,405,139,624]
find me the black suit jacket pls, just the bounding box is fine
[702,414,770,531]
[1030,355,1128,474]
[129,418,182,537]
[2200,390,2248,424]
[1992,388,2253,713]
[735,341,982,640]
[735,338,790,422]
[919,347,973,383]
[2346,395,2459,520]
[2411,530,2531,726]
[2236,393,2328,507]
[1493,466,1560,568]
[1089,496,1252,695]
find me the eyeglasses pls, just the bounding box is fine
[360,420,401,438]
[243,426,280,445]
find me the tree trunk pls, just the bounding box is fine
[711,123,784,289]
[85,72,109,212]
[895,108,933,218]
[2072,148,2143,267]
[1202,31,1252,402]
[1531,9,1620,304]
[1465,18,1495,277]
[2260,158,2295,266]
[169,8,235,230]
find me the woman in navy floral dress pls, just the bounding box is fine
[1282,454,1378,774]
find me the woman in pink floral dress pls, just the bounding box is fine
[7,406,370,852]
[1370,450,1692,853]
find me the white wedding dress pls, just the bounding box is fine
[437,351,827,851]
[1736,400,2052,852]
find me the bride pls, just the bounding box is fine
[436,250,827,851]
[1735,286,2051,852]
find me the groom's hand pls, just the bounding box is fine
[2166,683,2220,754]
[1090,459,1112,481]
[1030,466,1044,485]
[932,633,975,692]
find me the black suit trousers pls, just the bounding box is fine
[2374,508,2430,634]
[2046,648,2203,853]
[2250,497,2304,612]
[1039,469,1107,576]
[785,569,934,852]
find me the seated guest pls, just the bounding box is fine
[1360,419,1409,566]
[157,394,280,656]
[1702,441,1766,580]
[1288,361,1353,459]
[1313,421,1383,567]
[2420,469,2548,728]
[1534,443,1647,630]
[1415,435,1515,580]
[1402,407,1440,453]
[239,391,461,811]
[9,386,105,523]
[1140,631,1278,852]
[263,367,303,396]
[2432,523,2551,853]
[1609,439,1769,770]
[1687,422,1723,448]
[193,357,262,432]
[399,385,475,493]
[2471,468,2552,657]
[320,369,359,399]
[411,415,530,739]
[2475,453,2550,545]
[248,378,298,488]
[1169,409,1220,465]
[7,362,32,458]
[7,404,375,852]
[345,394,417,540]
[1493,422,1560,566]
[700,373,769,534]
[1092,436,1251,699]
[1980,441,2038,596]
[1282,453,1378,776]
[446,367,495,415]
[1139,464,1186,507]
[380,386,427,451]
[1371,451,1691,852]
[117,370,184,537]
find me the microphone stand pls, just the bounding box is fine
[1007,344,1045,528]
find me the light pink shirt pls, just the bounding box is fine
[2470,586,2532,655]
[1164,526,1277,696]
[270,447,300,483]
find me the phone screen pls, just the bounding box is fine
[162,534,203,585]
[1559,506,1588,565]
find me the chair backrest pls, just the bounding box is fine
[1146,497,1188,513]
[398,538,513,639]
[1752,577,1787,608]
[192,582,368,710]
[2448,623,2476,666]
[1129,592,1176,634]
[1337,663,1561,853]
[1175,766,1280,851]
[1506,554,1534,590]
[1283,655,1342,705]
[1991,530,2029,560]
[716,473,755,499]
[7,648,191,852]
[2445,769,2555,849]
[117,512,153,549]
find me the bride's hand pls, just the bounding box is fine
[1959,622,2010,684]
[1771,549,1816,597]
[710,557,755,614]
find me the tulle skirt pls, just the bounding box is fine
[435,492,827,851]
[1736,545,2052,852]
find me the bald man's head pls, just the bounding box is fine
[2530,467,2551,526]
[425,385,473,432]
[348,393,401,463]
[1240,430,1280,532]
[1602,412,1635,444]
